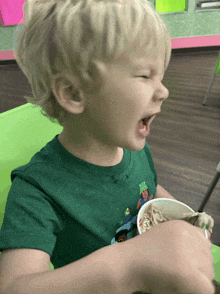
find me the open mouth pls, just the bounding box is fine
[142,116,152,126]
[139,114,154,127]
[137,113,158,136]
[137,117,150,134]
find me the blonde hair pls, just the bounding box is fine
[14,0,172,126]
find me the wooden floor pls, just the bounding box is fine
[0,47,220,248]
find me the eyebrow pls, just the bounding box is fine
[133,64,165,75]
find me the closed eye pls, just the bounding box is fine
[139,75,164,83]
[139,76,149,79]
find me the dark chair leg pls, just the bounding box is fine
[198,162,220,212]
[203,73,217,106]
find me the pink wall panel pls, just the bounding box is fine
[1,36,220,61]
[171,35,220,49]
[0,0,24,26]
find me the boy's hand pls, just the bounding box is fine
[207,230,211,240]
[181,211,214,236]
[121,220,215,294]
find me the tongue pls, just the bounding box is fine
[138,120,147,130]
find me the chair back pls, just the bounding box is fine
[212,244,220,283]
[214,51,220,74]
[0,103,62,270]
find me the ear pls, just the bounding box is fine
[51,73,85,115]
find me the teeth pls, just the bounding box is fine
[140,124,147,131]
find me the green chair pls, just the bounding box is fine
[0,103,220,281]
[203,50,220,106]
[0,103,63,270]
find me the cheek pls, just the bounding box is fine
[88,79,151,133]
[118,80,153,111]
[108,81,148,115]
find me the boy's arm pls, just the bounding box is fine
[155,184,176,200]
[3,244,128,294]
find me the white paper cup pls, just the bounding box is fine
[137,198,195,235]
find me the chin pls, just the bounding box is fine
[122,138,146,152]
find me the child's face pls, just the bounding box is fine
[83,51,169,152]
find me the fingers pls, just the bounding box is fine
[172,269,215,294]
[181,212,214,235]
[196,212,214,234]
[194,226,212,248]
[200,272,216,294]
[207,230,211,240]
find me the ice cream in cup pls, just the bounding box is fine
[137,198,219,281]
[137,198,208,236]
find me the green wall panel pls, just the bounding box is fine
[150,0,220,38]
[0,25,16,51]
[156,0,187,13]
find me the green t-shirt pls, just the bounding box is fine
[0,135,157,269]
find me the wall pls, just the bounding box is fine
[0,0,220,60]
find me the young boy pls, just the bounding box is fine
[0,0,214,293]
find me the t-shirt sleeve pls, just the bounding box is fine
[144,143,157,187]
[0,175,60,256]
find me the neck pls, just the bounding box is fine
[58,130,124,167]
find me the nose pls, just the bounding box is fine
[162,85,169,101]
[154,81,169,102]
